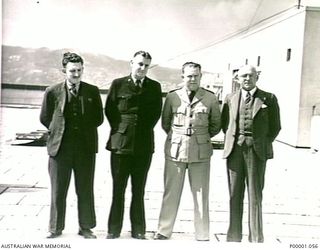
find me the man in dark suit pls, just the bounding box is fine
[40,52,103,239]
[105,51,162,240]
[221,65,281,243]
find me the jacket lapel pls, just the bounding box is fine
[58,82,67,114]
[230,90,241,121]
[252,88,264,118]
[177,87,191,104]
[126,75,135,90]
[191,88,205,105]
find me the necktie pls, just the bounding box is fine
[70,84,77,96]
[135,80,141,92]
[245,91,251,104]
[188,91,195,102]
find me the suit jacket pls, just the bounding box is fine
[162,87,221,162]
[40,81,104,157]
[221,88,281,160]
[105,75,162,155]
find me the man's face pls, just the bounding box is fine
[237,66,257,91]
[182,66,202,92]
[130,55,151,80]
[64,62,83,85]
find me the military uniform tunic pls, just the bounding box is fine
[157,86,221,240]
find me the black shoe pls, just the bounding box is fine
[78,229,97,239]
[153,233,168,240]
[132,233,146,240]
[46,231,62,239]
[106,233,120,239]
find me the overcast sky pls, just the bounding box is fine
[3,0,318,65]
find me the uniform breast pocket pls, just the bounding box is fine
[173,113,185,126]
[117,95,130,112]
[194,107,209,126]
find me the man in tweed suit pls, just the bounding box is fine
[40,52,103,239]
[221,65,281,243]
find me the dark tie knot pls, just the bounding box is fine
[70,84,77,96]
[245,91,251,104]
[188,91,196,102]
[135,80,142,91]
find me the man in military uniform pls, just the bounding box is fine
[154,62,221,241]
[105,51,162,239]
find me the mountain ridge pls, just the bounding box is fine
[1,45,182,92]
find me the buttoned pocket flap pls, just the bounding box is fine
[196,134,210,144]
[169,135,182,159]
[117,123,128,134]
[196,134,212,159]
[171,135,182,144]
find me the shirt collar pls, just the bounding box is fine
[241,87,257,98]
[66,80,80,91]
[131,76,144,86]
[184,86,199,95]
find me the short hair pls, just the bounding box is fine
[237,65,257,75]
[62,52,84,68]
[182,62,201,74]
[133,51,152,60]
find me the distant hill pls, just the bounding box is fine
[1,45,182,92]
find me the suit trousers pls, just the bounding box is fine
[48,135,96,233]
[226,143,266,243]
[157,160,210,240]
[108,152,152,235]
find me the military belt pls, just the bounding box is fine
[172,126,208,136]
[238,131,253,136]
[120,114,138,124]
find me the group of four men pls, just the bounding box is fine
[40,51,281,243]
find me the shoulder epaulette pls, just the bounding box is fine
[201,87,215,95]
[169,87,183,93]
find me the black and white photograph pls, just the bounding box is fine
[1,0,320,249]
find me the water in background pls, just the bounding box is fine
[1,88,108,106]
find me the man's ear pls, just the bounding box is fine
[62,68,66,73]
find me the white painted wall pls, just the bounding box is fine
[299,7,320,146]
[214,7,319,147]
[163,6,320,147]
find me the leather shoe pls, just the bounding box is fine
[106,233,120,239]
[46,231,62,239]
[78,229,97,239]
[132,233,146,240]
[153,233,168,240]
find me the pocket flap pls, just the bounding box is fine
[171,134,182,144]
[196,134,210,144]
[117,123,128,134]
